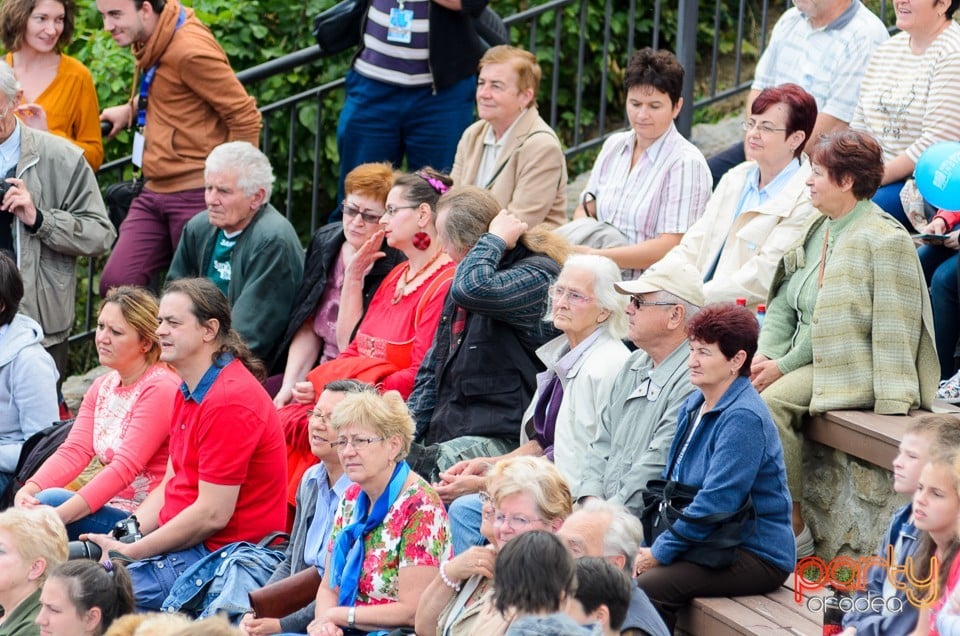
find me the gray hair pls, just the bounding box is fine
[654,290,700,325]
[579,499,644,576]
[0,61,20,102]
[205,141,275,202]
[436,185,501,255]
[549,254,628,339]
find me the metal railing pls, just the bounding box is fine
[72,0,808,350]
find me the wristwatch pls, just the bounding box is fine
[347,606,356,629]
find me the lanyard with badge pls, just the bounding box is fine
[387,0,413,44]
[132,6,187,168]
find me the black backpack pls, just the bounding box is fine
[0,418,74,509]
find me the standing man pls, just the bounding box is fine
[167,142,303,364]
[0,61,114,377]
[707,0,889,184]
[332,0,489,216]
[96,0,262,294]
[85,278,286,610]
[577,260,702,514]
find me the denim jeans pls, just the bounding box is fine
[128,544,211,611]
[931,252,960,379]
[448,493,487,556]
[872,181,909,230]
[332,70,475,218]
[35,487,130,540]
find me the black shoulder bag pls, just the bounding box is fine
[639,408,757,569]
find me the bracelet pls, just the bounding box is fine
[347,606,356,629]
[439,560,462,591]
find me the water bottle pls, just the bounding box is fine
[756,303,766,328]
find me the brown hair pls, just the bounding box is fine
[808,130,885,201]
[100,286,162,365]
[0,0,75,52]
[0,250,23,325]
[623,47,684,106]
[686,303,758,377]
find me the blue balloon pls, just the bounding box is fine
[915,141,960,211]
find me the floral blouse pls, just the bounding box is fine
[328,477,451,605]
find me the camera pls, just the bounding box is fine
[0,179,11,200]
[67,515,142,561]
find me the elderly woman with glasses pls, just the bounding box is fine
[415,456,572,636]
[271,163,403,406]
[434,254,628,551]
[306,390,450,636]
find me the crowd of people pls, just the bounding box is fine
[0,0,959,633]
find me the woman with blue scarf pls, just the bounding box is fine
[307,390,450,636]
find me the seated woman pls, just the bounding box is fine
[15,287,177,540]
[0,0,103,170]
[449,45,567,229]
[635,303,794,632]
[916,208,960,388]
[36,558,135,636]
[415,456,572,636]
[571,47,710,276]
[306,390,450,636]
[434,254,628,549]
[0,251,58,496]
[271,163,403,404]
[751,130,937,556]
[850,0,960,226]
[278,169,455,501]
[489,531,582,635]
[657,83,818,308]
[0,506,68,634]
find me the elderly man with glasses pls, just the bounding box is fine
[577,260,703,517]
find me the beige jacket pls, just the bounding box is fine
[658,157,816,309]
[450,107,567,229]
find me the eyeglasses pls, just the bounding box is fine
[493,513,543,530]
[307,410,331,424]
[549,285,594,305]
[383,204,419,218]
[479,491,492,505]
[342,201,384,224]
[330,436,384,451]
[741,119,788,135]
[629,296,676,309]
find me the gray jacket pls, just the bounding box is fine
[0,313,59,472]
[13,125,114,346]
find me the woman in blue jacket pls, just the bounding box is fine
[635,303,794,631]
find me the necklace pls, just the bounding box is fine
[392,249,444,304]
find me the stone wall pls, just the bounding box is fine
[801,440,903,560]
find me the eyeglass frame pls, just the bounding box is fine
[741,119,788,135]
[629,295,677,310]
[492,512,546,530]
[548,284,595,305]
[341,201,385,224]
[382,204,420,218]
[307,409,332,424]
[330,435,385,451]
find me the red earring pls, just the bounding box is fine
[412,231,431,251]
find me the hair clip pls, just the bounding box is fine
[418,171,449,195]
[102,559,114,574]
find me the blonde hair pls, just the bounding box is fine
[0,506,68,584]
[330,390,415,461]
[488,456,572,524]
[103,612,191,636]
[100,286,162,365]
[479,45,542,100]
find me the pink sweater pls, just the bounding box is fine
[29,364,178,511]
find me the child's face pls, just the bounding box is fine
[913,461,960,544]
[893,432,933,495]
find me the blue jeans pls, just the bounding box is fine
[931,253,960,379]
[35,488,130,540]
[332,70,475,219]
[449,493,487,555]
[872,181,909,229]
[128,544,211,611]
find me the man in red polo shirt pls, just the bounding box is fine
[85,277,286,610]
